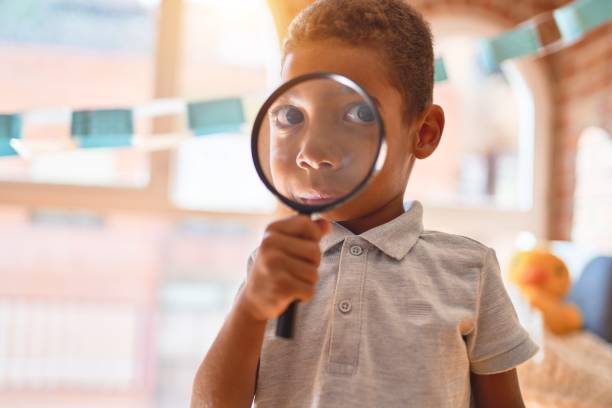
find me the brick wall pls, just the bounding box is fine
[412,0,611,240]
[547,23,611,240]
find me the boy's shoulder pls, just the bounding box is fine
[418,229,493,266]
[420,229,489,249]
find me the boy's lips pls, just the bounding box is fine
[294,190,342,206]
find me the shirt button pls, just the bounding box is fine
[338,300,352,314]
[349,245,363,256]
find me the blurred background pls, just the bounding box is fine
[0,0,610,407]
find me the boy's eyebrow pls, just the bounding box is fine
[338,86,382,110]
[369,96,382,110]
[271,87,383,112]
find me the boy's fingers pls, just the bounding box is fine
[281,256,319,285]
[268,215,325,241]
[275,275,316,303]
[262,232,321,265]
[314,218,331,235]
[261,249,318,285]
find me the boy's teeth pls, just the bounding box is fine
[301,192,330,199]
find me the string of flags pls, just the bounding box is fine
[478,0,611,73]
[1,96,256,159]
[0,0,610,159]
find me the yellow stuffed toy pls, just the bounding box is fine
[509,249,583,335]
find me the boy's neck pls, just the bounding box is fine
[338,193,405,235]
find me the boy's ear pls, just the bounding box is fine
[413,104,444,159]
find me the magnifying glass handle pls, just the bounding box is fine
[275,212,320,339]
[276,300,298,338]
[271,214,321,338]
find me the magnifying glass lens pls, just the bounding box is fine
[255,75,384,214]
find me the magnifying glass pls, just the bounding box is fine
[251,72,387,339]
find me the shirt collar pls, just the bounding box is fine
[320,200,424,261]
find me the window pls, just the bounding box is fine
[572,126,612,251]
[407,32,533,210]
[0,0,157,186]
[170,0,279,213]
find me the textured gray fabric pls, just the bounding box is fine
[247,201,538,407]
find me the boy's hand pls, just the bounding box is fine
[239,215,331,322]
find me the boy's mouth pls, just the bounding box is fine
[294,190,341,206]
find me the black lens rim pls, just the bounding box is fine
[251,72,386,215]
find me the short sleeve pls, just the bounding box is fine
[466,248,539,375]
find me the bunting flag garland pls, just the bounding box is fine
[0,114,21,156]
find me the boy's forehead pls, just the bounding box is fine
[282,41,393,92]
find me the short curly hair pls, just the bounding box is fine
[282,0,434,121]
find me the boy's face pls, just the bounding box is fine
[280,40,443,223]
[265,76,381,207]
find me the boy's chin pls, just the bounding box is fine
[320,199,374,223]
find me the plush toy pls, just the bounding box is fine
[509,249,583,335]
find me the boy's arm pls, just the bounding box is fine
[191,290,266,408]
[191,215,329,407]
[470,369,525,408]
[467,249,538,407]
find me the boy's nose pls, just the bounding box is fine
[296,134,339,171]
[297,151,336,170]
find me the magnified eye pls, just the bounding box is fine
[345,102,375,124]
[271,105,305,129]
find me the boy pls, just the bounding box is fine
[192,0,538,406]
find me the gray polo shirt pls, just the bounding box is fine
[247,201,538,407]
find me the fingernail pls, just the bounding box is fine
[315,219,331,234]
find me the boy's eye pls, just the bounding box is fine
[272,105,304,129]
[345,103,375,124]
